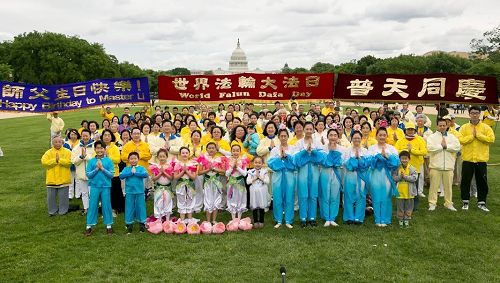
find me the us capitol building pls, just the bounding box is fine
[190,39,279,75]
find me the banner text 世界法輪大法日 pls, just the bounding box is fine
[0,77,150,113]
[158,73,335,102]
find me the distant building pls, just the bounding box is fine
[423,50,486,60]
[190,39,279,75]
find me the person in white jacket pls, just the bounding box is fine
[70,129,95,214]
[427,119,461,211]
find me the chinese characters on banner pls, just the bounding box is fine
[335,73,498,104]
[0,77,150,113]
[158,73,335,102]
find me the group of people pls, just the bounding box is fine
[41,101,497,235]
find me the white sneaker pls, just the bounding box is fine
[462,203,469,210]
[274,223,281,229]
[418,193,426,198]
[285,224,293,229]
[478,204,490,212]
[323,221,330,227]
[331,221,339,227]
[380,224,387,227]
[428,204,436,211]
[445,205,457,212]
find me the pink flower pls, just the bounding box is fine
[226,218,240,232]
[240,157,249,169]
[174,222,187,234]
[212,222,226,234]
[163,221,176,234]
[187,223,201,235]
[200,221,213,234]
[149,164,160,176]
[147,219,163,234]
[196,154,211,169]
[238,217,253,231]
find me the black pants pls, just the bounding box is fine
[461,161,489,203]
[110,176,125,213]
[253,208,265,223]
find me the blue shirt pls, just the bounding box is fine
[86,157,114,188]
[119,165,149,194]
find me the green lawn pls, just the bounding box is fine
[0,107,499,282]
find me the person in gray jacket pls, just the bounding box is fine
[392,151,418,228]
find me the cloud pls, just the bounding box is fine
[366,1,465,23]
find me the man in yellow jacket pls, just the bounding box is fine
[41,136,72,216]
[459,106,495,212]
[100,106,115,121]
[121,128,152,172]
[427,119,461,211]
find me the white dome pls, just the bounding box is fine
[229,39,248,72]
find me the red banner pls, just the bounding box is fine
[158,73,334,102]
[335,73,498,104]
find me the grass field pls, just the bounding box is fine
[0,107,499,282]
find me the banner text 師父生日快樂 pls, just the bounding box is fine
[157,73,335,102]
[334,73,499,105]
[0,77,150,113]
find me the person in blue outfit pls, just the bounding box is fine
[343,131,371,225]
[319,128,346,227]
[84,140,115,236]
[294,122,324,227]
[368,127,401,227]
[119,151,149,234]
[268,129,297,229]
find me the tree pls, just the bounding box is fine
[0,63,13,81]
[335,61,357,74]
[310,62,335,73]
[3,31,120,84]
[118,61,147,78]
[355,55,380,74]
[167,67,190,76]
[366,54,428,74]
[470,25,500,62]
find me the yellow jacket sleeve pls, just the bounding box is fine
[458,125,475,145]
[139,142,152,162]
[410,138,428,156]
[476,125,495,144]
[108,147,121,177]
[58,149,72,167]
[41,150,57,168]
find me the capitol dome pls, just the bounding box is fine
[228,39,248,73]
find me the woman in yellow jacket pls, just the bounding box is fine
[395,122,428,198]
[41,136,72,216]
[121,128,152,172]
[230,125,254,162]
[206,126,231,157]
[360,122,377,149]
[256,121,280,164]
[387,117,405,146]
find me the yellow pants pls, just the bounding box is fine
[429,169,453,207]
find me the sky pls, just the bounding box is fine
[0,0,498,71]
